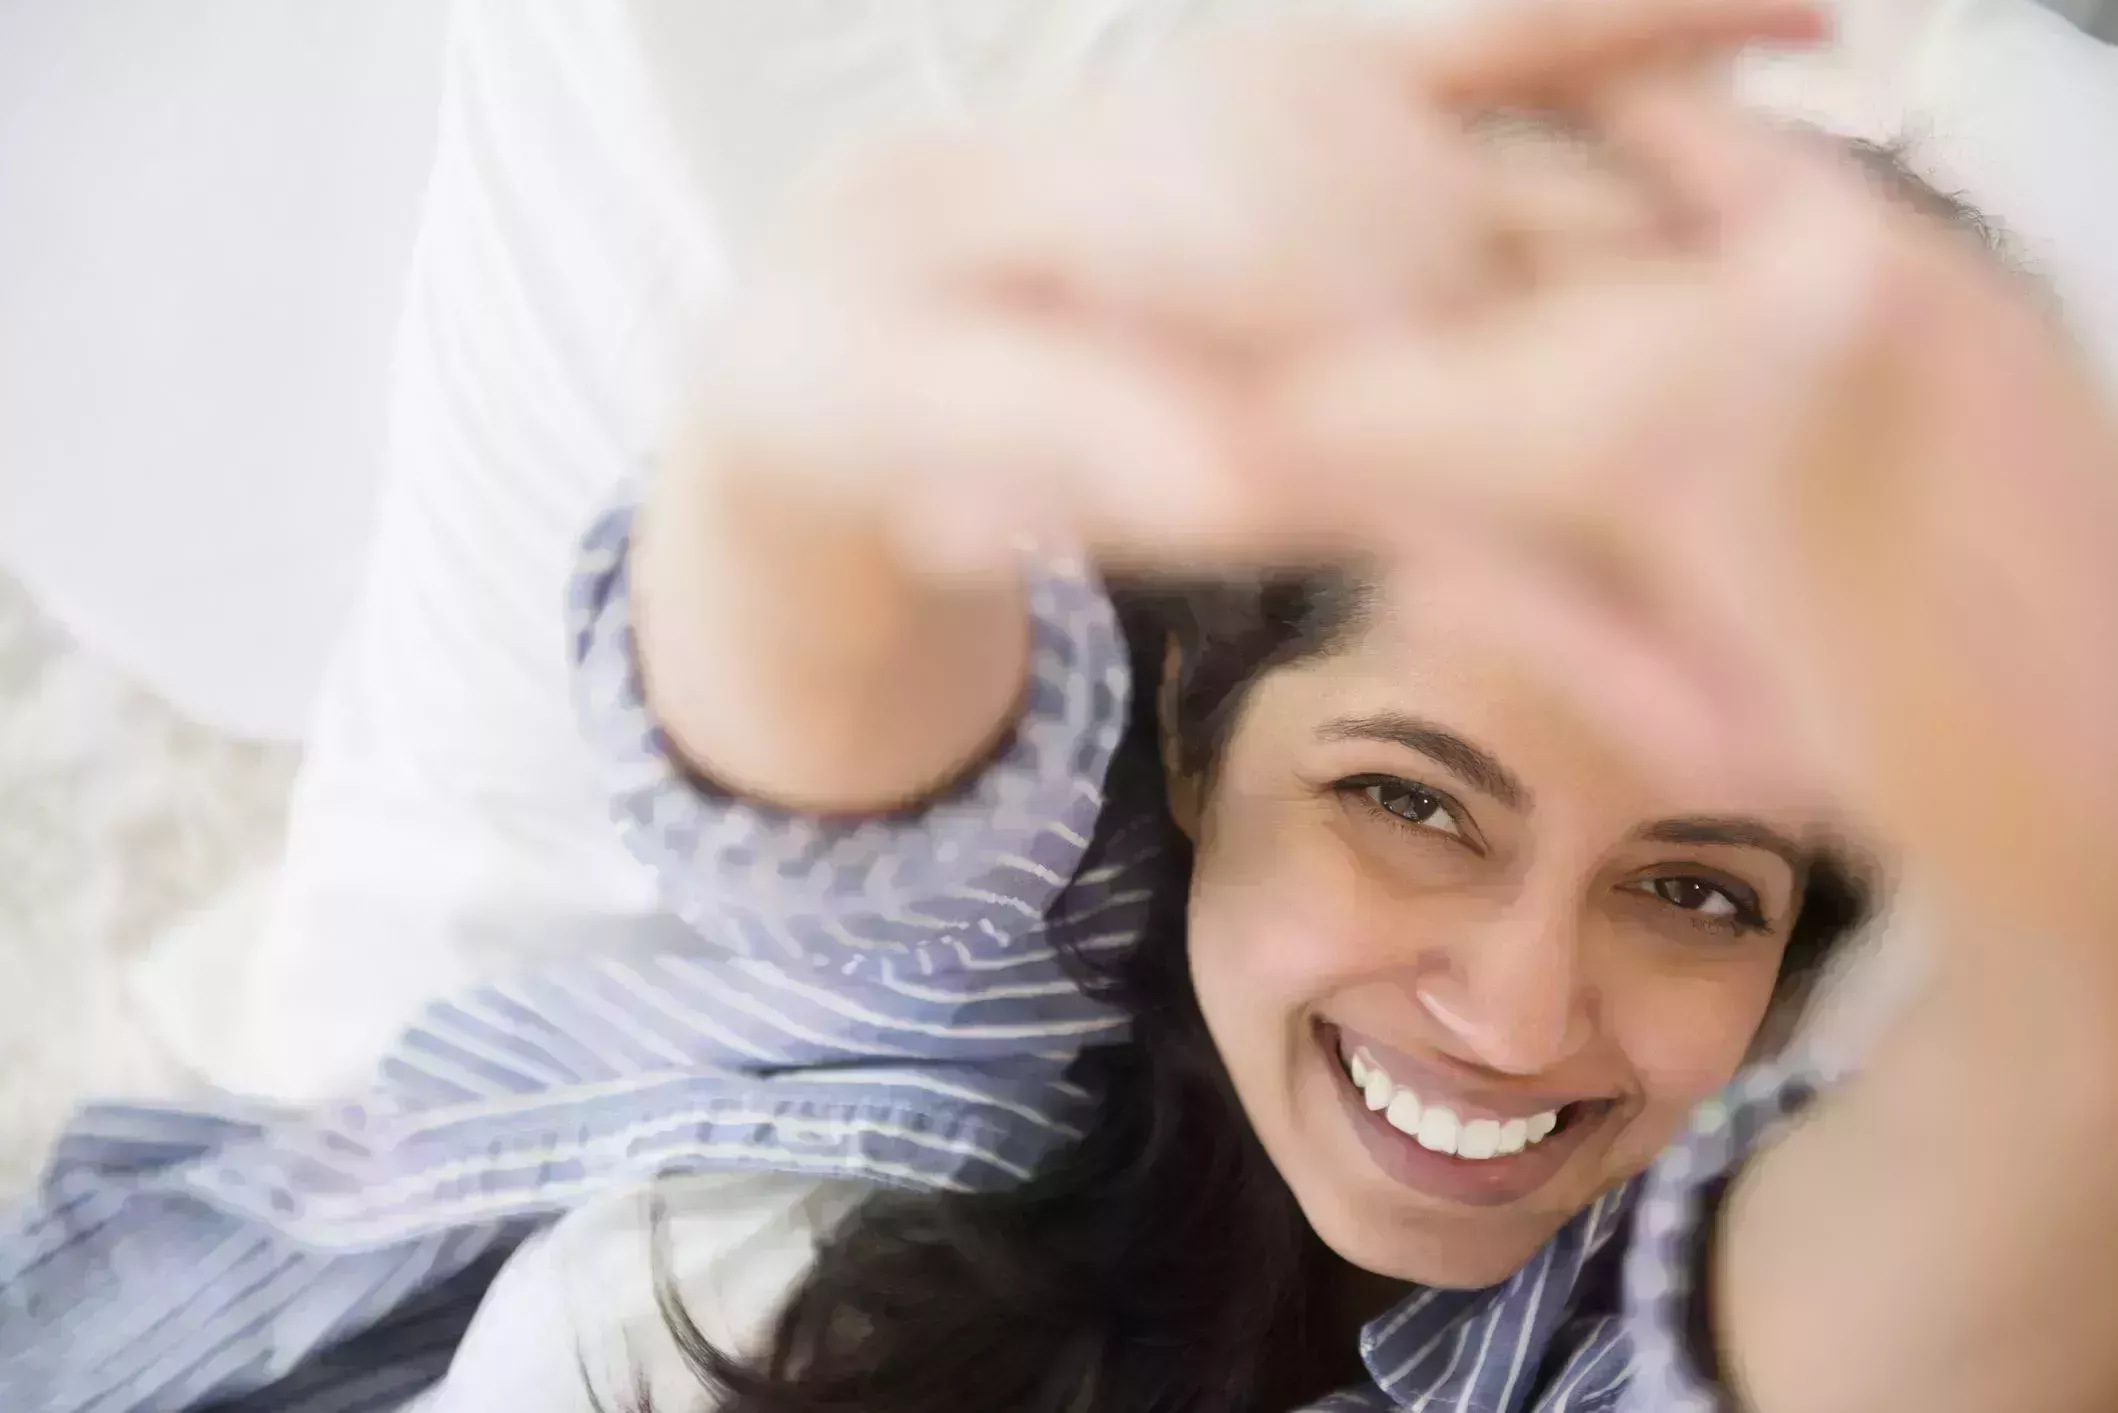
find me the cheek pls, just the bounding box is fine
[1188,838,1357,1026]
[1185,789,1383,1042]
[1607,957,1783,1120]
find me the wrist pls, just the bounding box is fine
[636,458,1031,813]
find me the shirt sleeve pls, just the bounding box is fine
[1618,1057,1828,1413]
[567,498,1138,978]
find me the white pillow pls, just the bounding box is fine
[1743,0,2118,382]
[0,0,448,739]
[133,0,2118,1103]
[1913,0,2118,383]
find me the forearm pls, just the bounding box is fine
[1711,308,2118,1409]
[1713,673,2118,1410]
[633,444,1030,816]
[1719,921,2118,1413]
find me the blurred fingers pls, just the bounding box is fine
[690,289,1273,572]
[1269,257,1777,540]
[818,1,1826,353]
[1407,0,1825,107]
[834,55,1491,344]
[1593,77,1899,367]
[1407,537,1796,798]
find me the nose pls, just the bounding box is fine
[1412,894,1594,1077]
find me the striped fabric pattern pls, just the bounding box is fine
[1620,1059,1824,1413]
[0,501,1787,1411]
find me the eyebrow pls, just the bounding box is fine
[1637,817,1811,875]
[1318,713,1530,811]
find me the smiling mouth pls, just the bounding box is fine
[1323,1024,1610,1163]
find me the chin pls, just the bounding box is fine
[1300,1193,1562,1291]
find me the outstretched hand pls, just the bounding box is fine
[686,0,1827,570]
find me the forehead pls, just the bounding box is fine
[1233,568,1818,830]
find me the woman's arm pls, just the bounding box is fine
[570,494,1134,972]
[1708,237,2118,1413]
[1720,928,2118,1413]
[1535,90,2118,1413]
[634,440,1029,816]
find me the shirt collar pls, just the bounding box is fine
[1358,1179,1641,1412]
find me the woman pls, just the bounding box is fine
[435,8,2117,1413]
[607,560,1870,1412]
[12,4,2113,1412]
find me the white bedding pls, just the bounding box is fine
[0,1,448,740]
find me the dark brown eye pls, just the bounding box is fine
[1634,874,1766,930]
[1650,876,1733,915]
[1363,782,1466,841]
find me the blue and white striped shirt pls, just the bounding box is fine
[0,501,1815,1412]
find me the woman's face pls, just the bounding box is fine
[1178,570,1824,1289]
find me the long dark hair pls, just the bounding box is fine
[634,575,1866,1413]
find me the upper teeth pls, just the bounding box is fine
[1347,1046,1561,1160]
